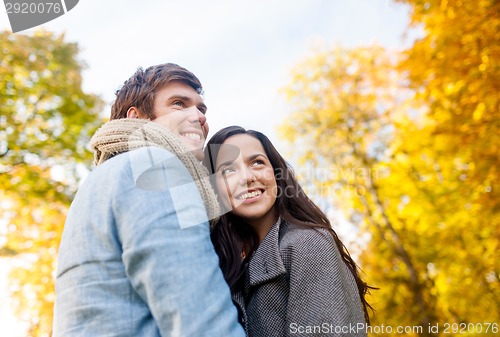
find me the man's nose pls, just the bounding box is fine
[187,106,207,127]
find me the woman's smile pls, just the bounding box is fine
[215,134,278,230]
[235,188,264,202]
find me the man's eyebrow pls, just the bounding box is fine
[168,94,190,101]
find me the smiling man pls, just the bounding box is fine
[53,63,245,337]
[124,78,209,161]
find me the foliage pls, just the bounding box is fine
[280,44,440,333]
[395,0,499,224]
[395,0,499,327]
[0,30,104,336]
[280,1,499,335]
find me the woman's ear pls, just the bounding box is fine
[127,107,141,118]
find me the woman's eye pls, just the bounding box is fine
[221,167,234,175]
[252,160,264,166]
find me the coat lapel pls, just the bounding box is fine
[248,218,287,286]
[232,290,249,335]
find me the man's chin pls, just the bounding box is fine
[192,148,204,161]
[179,140,204,161]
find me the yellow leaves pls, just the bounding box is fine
[3,187,66,336]
[446,6,456,19]
[1,30,104,336]
[444,80,465,95]
[481,53,490,65]
[478,63,488,72]
[473,102,486,120]
[282,0,499,329]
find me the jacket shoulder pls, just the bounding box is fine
[279,221,334,252]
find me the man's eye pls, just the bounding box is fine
[173,100,184,107]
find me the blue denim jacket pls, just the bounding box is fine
[53,147,245,337]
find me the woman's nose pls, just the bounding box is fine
[238,168,254,186]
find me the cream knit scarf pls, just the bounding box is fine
[90,118,220,226]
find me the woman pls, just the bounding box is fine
[203,126,372,337]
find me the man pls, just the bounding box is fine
[53,63,245,337]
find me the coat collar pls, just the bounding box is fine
[247,217,287,286]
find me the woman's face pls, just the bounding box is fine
[214,134,278,226]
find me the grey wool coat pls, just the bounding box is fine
[232,219,367,337]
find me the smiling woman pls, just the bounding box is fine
[203,126,372,337]
[213,134,278,240]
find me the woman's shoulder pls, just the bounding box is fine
[279,220,336,254]
[278,221,349,277]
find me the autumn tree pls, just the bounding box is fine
[0,31,104,336]
[280,1,499,335]
[280,45,441,334]
[395,0,499,326]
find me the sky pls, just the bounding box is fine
[0,0,417,335]
[2,0,417,148]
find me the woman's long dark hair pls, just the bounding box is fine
[203,126,373,322]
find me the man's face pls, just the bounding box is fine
[151,81,208,161]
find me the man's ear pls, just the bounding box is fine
[127,107,141,118]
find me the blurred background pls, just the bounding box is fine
[0,0,498,336]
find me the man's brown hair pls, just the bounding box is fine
[110,63,203,120]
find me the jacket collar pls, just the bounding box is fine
[247,218,287,286]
